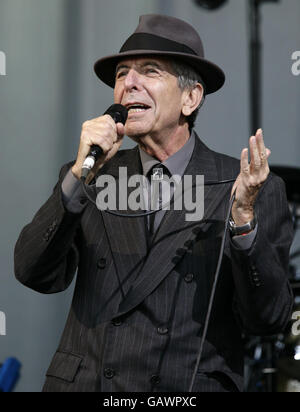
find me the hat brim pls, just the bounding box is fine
[94,50,225,95]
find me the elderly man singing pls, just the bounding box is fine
[14,14,293,392]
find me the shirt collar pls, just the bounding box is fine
[138,131,195,178]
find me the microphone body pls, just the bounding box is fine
[81,104,128,181]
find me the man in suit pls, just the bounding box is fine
[14,14,294,392]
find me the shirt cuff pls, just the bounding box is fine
[231,224,258,250]
[61,168,88,214]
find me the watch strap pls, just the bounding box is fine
[229,213,257,236]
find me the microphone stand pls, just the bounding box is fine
[248,0,280,393]
[249,0,279,133]
[249,0,262,133]
[195,0,281,393]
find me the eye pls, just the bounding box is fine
[144,67,159,75]
[116,70,127,80]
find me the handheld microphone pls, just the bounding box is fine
[81,104,128,181]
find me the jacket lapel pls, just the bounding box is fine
[117,135,236,316]
[98,147,149,297]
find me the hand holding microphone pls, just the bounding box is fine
[72,104,128,182]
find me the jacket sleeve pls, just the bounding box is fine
[229,173,294,336]
[14,162,84,294]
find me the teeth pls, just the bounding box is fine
[128,105,149,113]
[129,108,147,113]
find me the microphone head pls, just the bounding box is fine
[104,104,128,125]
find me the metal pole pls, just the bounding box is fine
[249,0,262,134]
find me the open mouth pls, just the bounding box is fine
[126,103,151,114]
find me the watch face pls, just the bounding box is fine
[229,214,256,236]
[229,218,235,229]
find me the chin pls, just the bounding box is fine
[125,124,150,139]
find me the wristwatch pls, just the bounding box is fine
[229,213,257,236]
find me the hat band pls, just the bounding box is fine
[120,33,198,57]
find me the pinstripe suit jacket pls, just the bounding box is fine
[14,134,294,392]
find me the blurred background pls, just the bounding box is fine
[0,0,299,392]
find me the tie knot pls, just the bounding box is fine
[148,163,170,182]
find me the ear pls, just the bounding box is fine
[182,83,204,117]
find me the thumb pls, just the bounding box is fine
[116,122,125,138]
[231,175,240,197]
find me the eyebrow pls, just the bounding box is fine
[115,60,164,74]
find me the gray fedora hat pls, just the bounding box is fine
[94,14,225,94]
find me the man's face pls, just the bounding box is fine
[114,57,185,140]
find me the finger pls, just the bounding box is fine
[116,122,125,138]
[96,137,114,154]
[255,128,268,164]
[249,135,261,171]
[96,120,118,143]
[231,177,239,197]
[102,114,118,128]
[101,117,118,138]
[240,148,249,175]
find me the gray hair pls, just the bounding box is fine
[170,60,206,130]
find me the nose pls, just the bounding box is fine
[124,68,142,92]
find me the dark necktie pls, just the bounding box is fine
[146,164,171,243]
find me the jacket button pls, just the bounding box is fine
[112,318,122,326]
[43,230,51,241]
[157,326,169,335]
[104,368,115,379]
[97,258,107,269]
[51,219,58,228]
[184,240,194,249]
[176,248,186,256]
[43,233,49,241]
[184,273,194,283]
[150,375,161,385]
[80,197,87,205]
